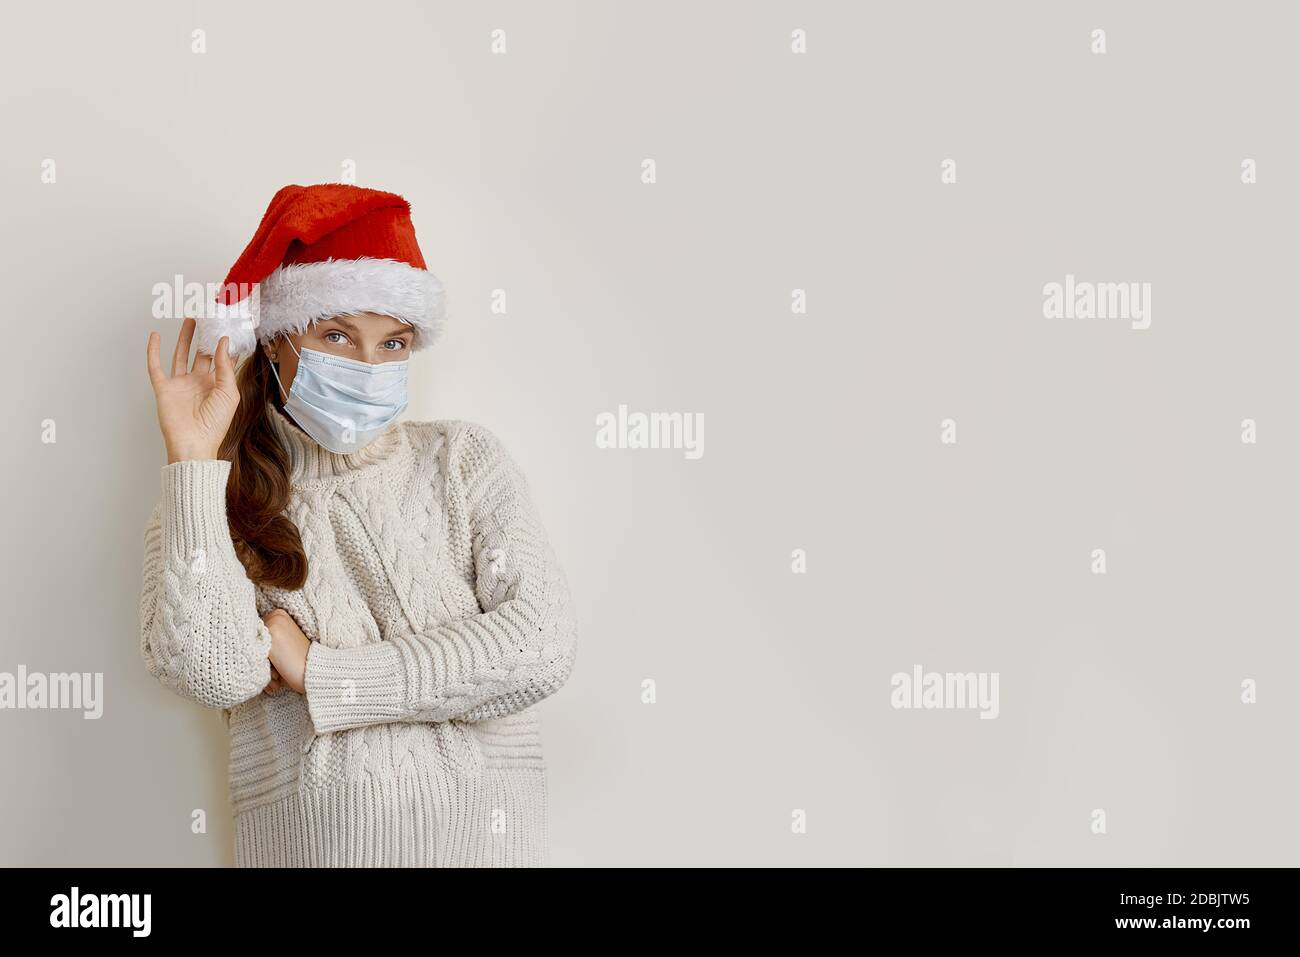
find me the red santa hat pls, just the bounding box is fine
[195,183,447,358]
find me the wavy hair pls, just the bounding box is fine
[216,346,308,590]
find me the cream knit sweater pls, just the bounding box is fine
[137,399,577,867]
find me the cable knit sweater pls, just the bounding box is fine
[137,399,577,867]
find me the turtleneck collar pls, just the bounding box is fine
[263,398,409,485]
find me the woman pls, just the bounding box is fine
[138,184,578,867]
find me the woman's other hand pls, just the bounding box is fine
[263,609,310,694]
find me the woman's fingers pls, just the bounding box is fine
[213,336,236,391]
[190,321,216,376]
[191,349,213,376]
[172,317,196,378]
[145,331,166,392]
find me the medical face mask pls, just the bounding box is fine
[268,338,409,454]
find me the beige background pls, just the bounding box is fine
[1,0,1297,865]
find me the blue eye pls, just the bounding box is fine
[383,339,406,351]
[325,331,347,344]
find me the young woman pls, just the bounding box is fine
[138,184,577,867]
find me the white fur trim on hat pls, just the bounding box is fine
[194,257,447,359]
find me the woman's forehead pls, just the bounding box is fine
[316,313,413,335]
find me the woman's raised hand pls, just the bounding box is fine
[146,317,241,464]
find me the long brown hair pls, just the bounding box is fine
[217,346,308,590]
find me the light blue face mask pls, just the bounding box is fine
[268,338,409,454]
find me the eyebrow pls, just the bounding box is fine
[321,315,414,338]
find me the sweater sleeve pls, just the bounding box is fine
[302,423,578,734]
[138,459,274,710]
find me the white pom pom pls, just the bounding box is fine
[193,298,258,358]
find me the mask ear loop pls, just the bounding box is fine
[267,337,302,404]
